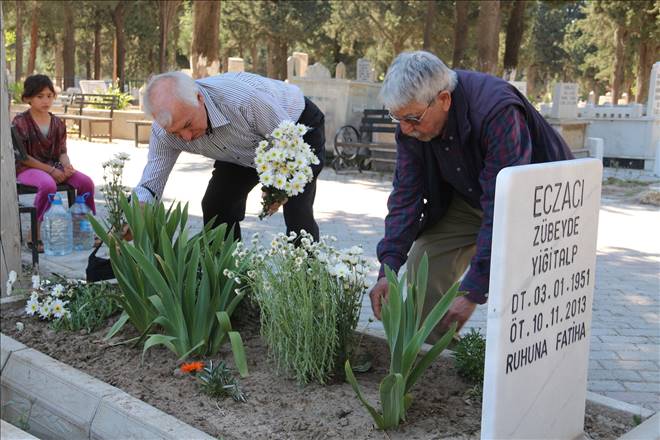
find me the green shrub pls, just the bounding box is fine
[236,232,369,385]
[9,82,23,104]
[51,281,120,333]
[197,360,246,402]
[90,194,247,375]
[89,86,133,110]
[453,328,486,384]
[345,254,459,430]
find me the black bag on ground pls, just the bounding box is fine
[86,241,115,282]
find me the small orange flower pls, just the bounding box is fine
[180,361,205,374]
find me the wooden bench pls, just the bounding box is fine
[55,93,118,142]
[332,109,398,172]
[126,119,152,148]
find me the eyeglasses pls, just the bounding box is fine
[388,98,435,125]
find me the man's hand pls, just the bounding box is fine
[369,277,389,320]
[437,296,477,334]
[262,190,288,216]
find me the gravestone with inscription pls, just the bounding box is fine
[551,83,579,119]
[481,158,602,440]
[356,58,373,82]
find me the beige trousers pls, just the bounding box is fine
[407,195,483,343]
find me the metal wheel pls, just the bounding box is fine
[334,125,361,160]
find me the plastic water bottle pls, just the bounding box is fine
[42,194,73,256]
[70,193,94,251]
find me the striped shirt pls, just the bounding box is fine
[134,72,305,202]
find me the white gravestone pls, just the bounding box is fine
[227,57,244,73]
[481,158,602,440]
[335,61,346,80]
[551,83,579,119]
[356,58,373,82]
[292,52,309,77]
[508,81,527,98]
[79,80,108,94]
[646,61,660,118]
[305,62,331,79]
[287,56,295,80]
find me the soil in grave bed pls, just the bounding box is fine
[1,301,636,440]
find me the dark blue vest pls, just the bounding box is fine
[404,69,574,234]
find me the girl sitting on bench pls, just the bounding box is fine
[13,74,96,253]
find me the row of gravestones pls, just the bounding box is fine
[288,54,376,82]
[224,51,376,82]
[548,61,660,120]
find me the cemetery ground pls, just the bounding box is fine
[2,138,658,438]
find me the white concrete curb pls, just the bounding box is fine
[618,412,660,440]
[0,333,213,440]
[1,419,39,440]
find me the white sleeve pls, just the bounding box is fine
[134,126,181,203]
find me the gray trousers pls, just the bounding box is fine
[407,195,483,343]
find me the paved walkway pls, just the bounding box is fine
[16,138,660,412]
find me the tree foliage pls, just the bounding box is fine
[2,0,657,104]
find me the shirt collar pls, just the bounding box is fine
[198,85,230,130]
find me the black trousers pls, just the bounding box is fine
[202,98,325,241]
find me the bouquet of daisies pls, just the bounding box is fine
[255,120,320,219]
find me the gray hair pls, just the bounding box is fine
[142,71,199,127]
[380,51,457,111]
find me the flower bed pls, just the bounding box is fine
[0,300,636,440]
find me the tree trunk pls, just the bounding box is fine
[1,6,23,292]
[476,0,500,74]
[26,3,39,75]
[158,0,181,73]
[635,40,656,104]
[112,2,126,91]
[93,21,101,80]
[62,2,75,89]
[250,43,258,73]
[85,41,92,79]
[611,23,627,104]
[14,0,23,82]
[503,0,526,79]
[422,0,437,51]
[112,35,117,85]
[452,0,469,68]
[191,0,221,79]
[266,35,287,80]
[54,34,63,89]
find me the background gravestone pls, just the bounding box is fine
[292,52,308,78]
[356,58,372,82]
[305,63,331,79]
[335,62,346,80]
[227,57,244,73]
[508,81,527,98]
[481,158,602,440]
[551,82,579,119]
[79,80,108,94]
[646,61,660,118]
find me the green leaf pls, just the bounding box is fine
[405,322,457,393]
[142,334,177,359]
[414,254,429,330]
[380,373,405,429]
[104,312,129,340]
[344,360,386,429]
[228,331,248,377]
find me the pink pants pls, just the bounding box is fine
[17,168,96,222]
